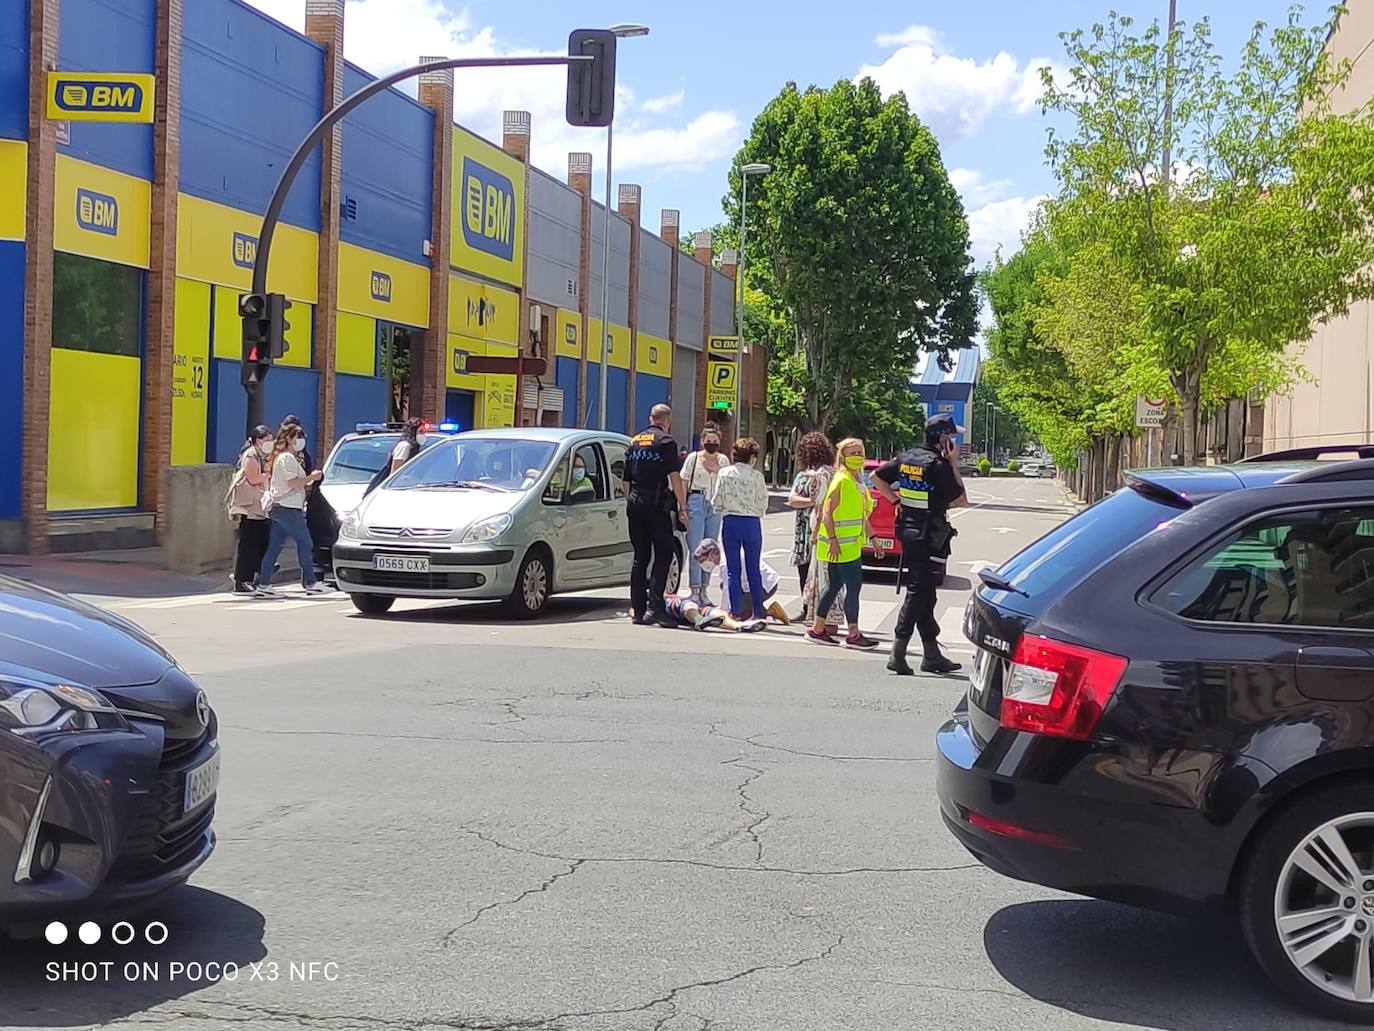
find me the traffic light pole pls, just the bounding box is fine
[243,54,591,437]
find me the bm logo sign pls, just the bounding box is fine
[461,157,515,262]
[76,189,119,236]
[370,271,393,303]
[231,232,258,270]
[46,73,156,123]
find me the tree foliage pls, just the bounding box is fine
[730,78,977,433]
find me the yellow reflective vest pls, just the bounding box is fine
[815,470,871,564]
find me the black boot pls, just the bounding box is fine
[887,637,915,676]
[920,639,962,676]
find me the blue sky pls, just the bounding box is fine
[248,0,1314,272]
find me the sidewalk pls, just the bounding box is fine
[0,546,305,601]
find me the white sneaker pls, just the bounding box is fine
[302,583,331,595]
[253,586,280,599]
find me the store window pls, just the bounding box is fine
[52,251,142,356]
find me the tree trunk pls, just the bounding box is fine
[1181,373,1200,466]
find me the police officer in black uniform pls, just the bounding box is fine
[621,403,688,628]
[871,412,969,675]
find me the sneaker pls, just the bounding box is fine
[231,582,254,595]
[805,628,839,646]
[302,583,331,596]
[844,633,880,651]
[253,586,280,599]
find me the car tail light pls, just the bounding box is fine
[965,810,1076,850]
[1000,635,1128,740]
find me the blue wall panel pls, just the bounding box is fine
[333,373,388,443]
[58,0,155,178]
[607,367,628,436]
[556,356,580,428]
[0,241,24,519]
[339,63,433,264]
[584,361,603,431]
[0,2,27,141]
[181,0,323,230]
[208,359,318,464]
[634,375,670,436]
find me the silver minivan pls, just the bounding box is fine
[333,427,683,617]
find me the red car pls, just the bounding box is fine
[861,459,900,567]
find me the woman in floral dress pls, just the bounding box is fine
[788,432,843,629]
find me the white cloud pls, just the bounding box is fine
[641,89,685,114]
[949,168,1016,209]
[239,0,739,188]
[858,26,1058,141]
[965,194,1046,269]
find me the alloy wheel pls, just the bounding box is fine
[1275,813,1374,1003]
[522,558,548,612]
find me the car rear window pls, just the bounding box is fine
[988,487,1184,606]
[324,435,400,484]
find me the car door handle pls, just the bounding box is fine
[606,511,618,520]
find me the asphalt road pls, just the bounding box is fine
[0,475,1342,1030]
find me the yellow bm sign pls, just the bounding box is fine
[47,72,156,123]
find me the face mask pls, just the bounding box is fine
[258,441,272,455]
[844,454,864,471]
[572,468,586,483]
[703,442,719,454]
[292,438,306,453]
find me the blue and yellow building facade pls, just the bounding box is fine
[1,0,729,554]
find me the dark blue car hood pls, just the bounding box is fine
[0,574,173,689]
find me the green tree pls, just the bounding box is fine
[1040,7,1374,462]
[728,78,977,432]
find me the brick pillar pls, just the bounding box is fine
[143,0,182,543]
[305,0,344,454]
[618,183,641,432]
[568,152,593,427]
[419,57,454,421]
[693,230,713,440]
[503,111,532,425]
[22,0,59,554]
[662,209,680,419]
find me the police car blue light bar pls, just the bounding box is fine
[437,422,459,432]
[355,422,390,432]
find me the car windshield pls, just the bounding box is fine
[323,435,401,484]
[387,437,558,492]
[987,486,1184,608]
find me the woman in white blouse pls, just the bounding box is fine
[711,436,769,620]
[682,423,729,602]
[255,423,327,598]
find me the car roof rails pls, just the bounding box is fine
[1278,459,1374,485]
[1238,444,1374,463]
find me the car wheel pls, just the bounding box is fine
[666,547,682,596]
[506,549,550,619]
[350,593,394,616]
[1240,781,1374,1022]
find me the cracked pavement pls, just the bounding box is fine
[0,482,1329,1030]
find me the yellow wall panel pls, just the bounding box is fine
[555,308,581,358]
[176,193,317,302]
[482,340,518,428]
[211,284,311,367]
[449,274,518,344]
[337,242,429,326]
[635,333,672,377]
[336,311,377,377]
[450,126,525,287]
[587,318,631,369]
[446,333,487,390]
[48,349,141,511]
[0,140,26,241]
[171,278,211,465]
[54,155,149,268]
[276,300,312,368]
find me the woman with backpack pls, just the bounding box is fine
[227,424,275,595]
[255,423,327,598]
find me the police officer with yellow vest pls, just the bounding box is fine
[871,412,969,675]
[622,403,688,628]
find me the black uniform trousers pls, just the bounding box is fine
[628,495,676,619]
[893,529,941,648]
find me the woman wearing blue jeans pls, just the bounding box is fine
[255,423,329,598]
[710,437,770,619]
[682,424,728,602]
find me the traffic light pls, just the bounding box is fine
[267,292,292,360]
[566,30,616,127]
[239,292,270,386]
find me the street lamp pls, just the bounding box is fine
[595,23,649,430]
[736,161,770,438]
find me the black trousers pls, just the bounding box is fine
[894,531,942,649]
[234,516,270,586]
[628,497,676,618]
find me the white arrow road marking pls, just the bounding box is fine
[990,527,1017,535]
